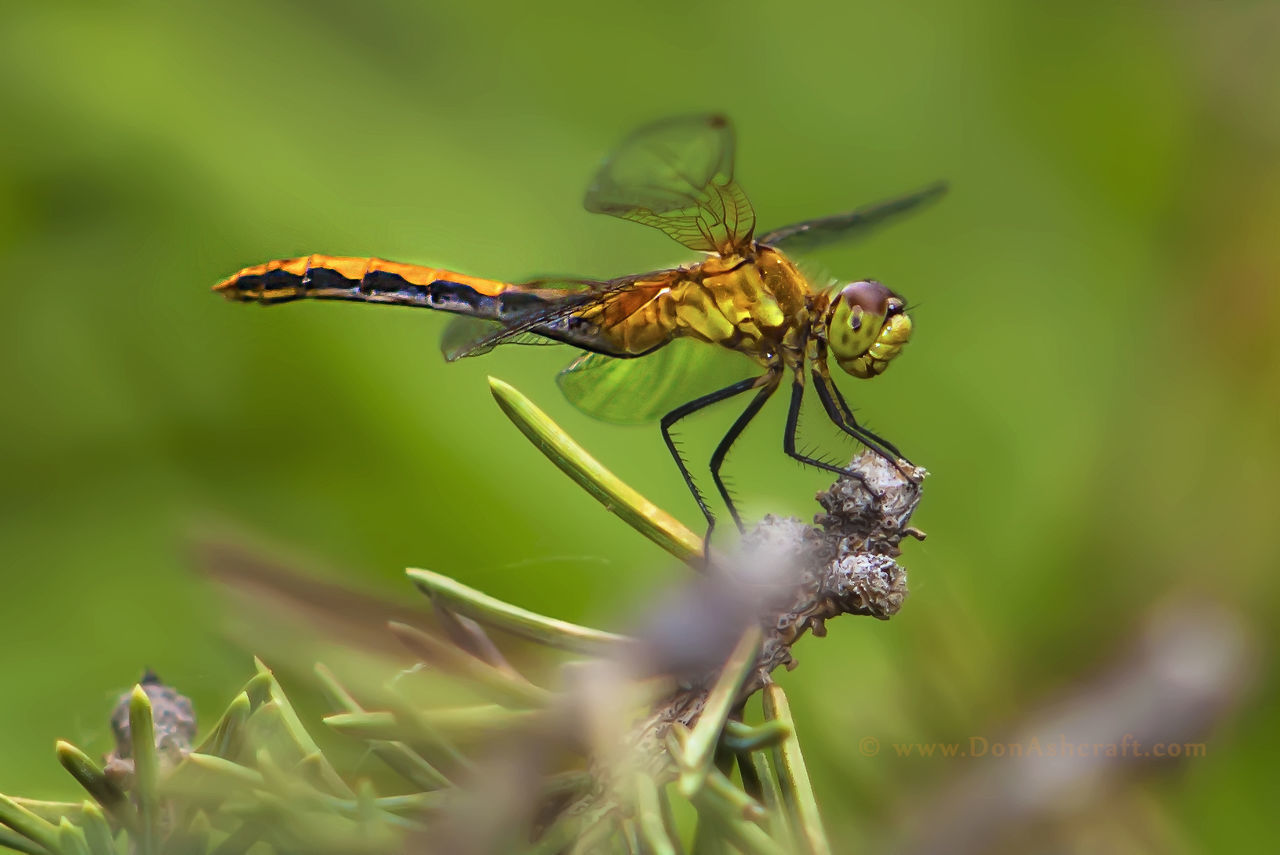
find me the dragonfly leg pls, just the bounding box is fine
[784,371,890,501]
[660,376,762,548]
[782,374,861,478]
[810,367,910,464]
[708,369,782,535]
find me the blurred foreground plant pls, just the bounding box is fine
[0,379,926,854]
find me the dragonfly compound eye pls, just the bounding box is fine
[827,281,913,379]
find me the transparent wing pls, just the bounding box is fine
[757,181,947,253]
[556,339,754,425]
[584,114,756,255]
[440,316,561,360]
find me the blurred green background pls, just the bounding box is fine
[2,0,1277,851]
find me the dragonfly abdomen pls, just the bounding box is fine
[213,255,518,318]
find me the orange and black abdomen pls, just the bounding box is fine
[212,255,525,317]
[214,254,643,357]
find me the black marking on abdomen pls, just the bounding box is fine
[304,265,360,293]
[227,265,519,317]
[428,280,489,313]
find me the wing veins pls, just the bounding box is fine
[584,114,755,254]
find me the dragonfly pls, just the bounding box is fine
[215,114,944,547]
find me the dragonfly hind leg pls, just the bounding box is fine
[660,376,762,556]
[708,369,783,536]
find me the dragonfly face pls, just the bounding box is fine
[824,281,913,380]
[214,114,944,554]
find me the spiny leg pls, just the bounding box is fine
[660,376,761,542]
[810,365,909,463]
[782,373,859,477]
[825,373,908,460]
[708,369,782,537]
[786,371,888,499]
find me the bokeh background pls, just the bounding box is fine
[2,0,1277,851]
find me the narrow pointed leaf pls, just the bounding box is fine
[325,706,540,743]
[722,720,791,753]
[369,741,452,791]
[0,826,45,855]
[381,697,475,775]
[57,819,89,855]
[690,813,729,855]
[634,774,679,855]
[703,767,766,823]
[55,743,132,828]
[312,664,363,713]
[368,792,452,815]
[488,377,701,562]
[355,780,378,825]
[0,793,63,854]
[250,660,354,797]
[6,800,83,822]
[128,687,159,855]
[689,797,786,855]
[192,692,251,760]
[314,665,451,789]
[763,684,830,855]
[407,568,630,655]
[164,753,266,796]
[322,710,396,737]
[243,671,274,710]
[78,804,113,855]
[750,753,793,845]
[689,763,780,855]
[432,604,527,679]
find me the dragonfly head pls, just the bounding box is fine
[824,280,913,379]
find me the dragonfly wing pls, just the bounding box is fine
[557,339,753,425]
[757,182,947,253]
[584,114,756,255]
[441,276,613,360]
[442,316,507,360]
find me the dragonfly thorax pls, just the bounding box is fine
[824,280,913,379]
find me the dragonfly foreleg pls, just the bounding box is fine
[809,368,910,464]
